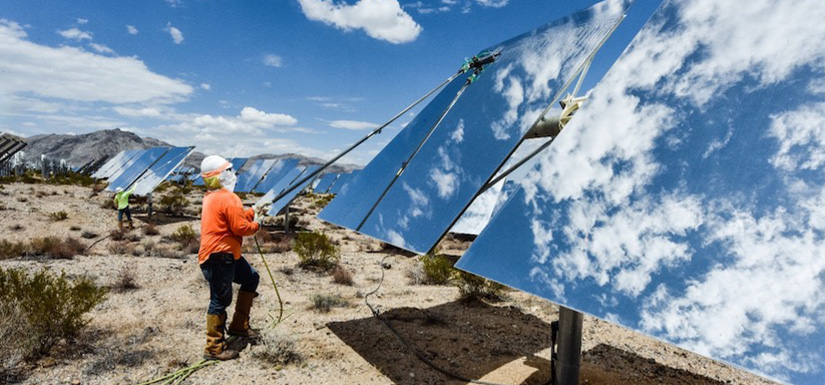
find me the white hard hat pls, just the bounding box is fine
[115,187,123,193]
[201,155,234,190]
[201,155,229,176]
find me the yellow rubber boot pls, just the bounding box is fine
[227,291,260,341]
[204,313,239,361]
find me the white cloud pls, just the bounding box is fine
[57,27,92,41]
[240,106,297,126]
[200,83,211,90]
[89,43,115,55]
[0,20,192,104]
[430,168,458,198]
[262,54,282,67]
[126,25,139,35]
[297,0,422,44]
[77,18,88,25]
[166,23,183,44]
[769,103,825,171]
[165,0,183,7]
[328,120,377,130]
[113,106,165,118]
[451,179,503,235]
[474,0,508,7]
[515,0,825,380]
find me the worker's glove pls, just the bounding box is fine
[254,203,270,224]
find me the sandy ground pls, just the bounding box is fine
[0,182,780,385]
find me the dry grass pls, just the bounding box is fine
[251,329,302,368]
[110,229,126,241]
[108,241,134,256]
[111,267,139,292]
[309,293,348,313]
[142,223,159,236]
[0,237,85,260]
[48,211,68,221]
[331,266,354,286]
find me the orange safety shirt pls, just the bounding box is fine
[198,188,259,264]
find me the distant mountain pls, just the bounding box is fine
[249,153,361,174]
[25,128,173,167]
[23,129,361,174]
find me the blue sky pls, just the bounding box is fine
[0,0,645,165]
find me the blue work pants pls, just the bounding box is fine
[200,254,259,315]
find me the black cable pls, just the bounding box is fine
[364,256,553,385]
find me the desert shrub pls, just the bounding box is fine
[414,253,454,285]
[170,224,197,245]
[309,293,348,313]
[251,329,302,368]
[294,232,339,272]
[143,223,159,236]
[159,192,189,216]
[8,224,24,232]
[13,237,85,259]
[0,240,28,260]
[310,195,334,210]
[108,241,133,255]
[126,233,142,243]
[454,271,505,301]
[331,266,354,286]
[112,267,139,293]
[81,231,97,239]
[100,197,117,210]
[0,267,107,356]
[69,225,81,231]
[0,301,35,376]
[48,211,68,221]
[47,237,85,259]
[110,229,125,241]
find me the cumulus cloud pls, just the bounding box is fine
[769,103,825,171]
[510,0,825,381]
[166,23,183,44]
[77,18,88,24]
[126,25,139,35]
[0,19,192,104]
[451,180,503,235]
[329,120,377,130]
[200,83,211,90]
[57,27,92,40]
[262,54,282,67]
[89,43,115,54]
[297,0,422,44]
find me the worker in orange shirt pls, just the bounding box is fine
[198,155,261,361]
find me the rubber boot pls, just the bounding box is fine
[128,220,134,230]
[118,221,123,232]
[227,291,260,342]
[204,313,239,361]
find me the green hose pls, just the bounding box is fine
[134,234,285,385]
[133,360,217,385]
[254,235,285,327]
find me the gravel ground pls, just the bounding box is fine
[0,182,780,385]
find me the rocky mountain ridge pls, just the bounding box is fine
[20,129,361,173]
